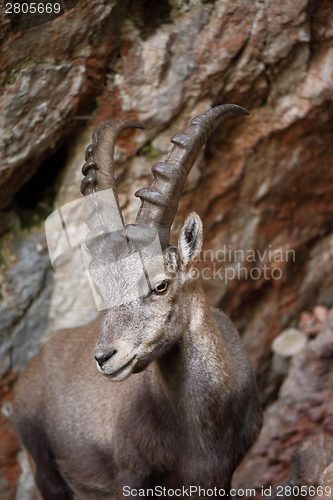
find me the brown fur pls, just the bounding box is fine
[13,214,263,500]
[14,106,262,499]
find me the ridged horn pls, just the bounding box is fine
[81,119,145,198]
[134,104,249,249]
[80,119,145,250]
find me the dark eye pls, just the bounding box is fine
[154,281,169,294]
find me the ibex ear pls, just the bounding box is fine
[178,212,203,270]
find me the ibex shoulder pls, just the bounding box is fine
[210,307,255,376]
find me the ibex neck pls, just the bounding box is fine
[154,283,232,413]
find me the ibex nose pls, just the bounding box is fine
[94,349,117,367]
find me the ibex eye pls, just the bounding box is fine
[154,281,169,294]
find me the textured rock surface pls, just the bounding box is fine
[256,435,333,500]
[289,435,333,489]
[233,307,333,494]
[0,372,21,500]
[0,0,333,498]
[0,216,52,378]
[0,0,120,208]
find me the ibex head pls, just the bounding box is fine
[80,105,249,381]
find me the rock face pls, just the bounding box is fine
[233,307,333,495]
[0,216,52,379]
[0,373,21,500]
[1,0,333,498]
[0,0,120,208]
[289,435,333,492]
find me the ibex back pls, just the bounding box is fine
[13,105,263,500]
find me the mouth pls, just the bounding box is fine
[99,354,137,381]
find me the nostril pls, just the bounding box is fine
[94,349,117,367]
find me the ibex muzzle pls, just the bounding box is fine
[13,104,263,500]
[93,214,203,381]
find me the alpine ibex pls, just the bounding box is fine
[13,104,263,500]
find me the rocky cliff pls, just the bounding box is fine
[0,0,333,498]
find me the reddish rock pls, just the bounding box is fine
[313,306,330,325]
[0,372,21,500]
[0,0,123,209]
[316,463,333,500]
[289,435,333,489]
[233,308,333,496]
[1,0,333,497]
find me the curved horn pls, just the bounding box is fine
[81,119,145,198]
[80,119,145,249]
[134,104,249,249]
